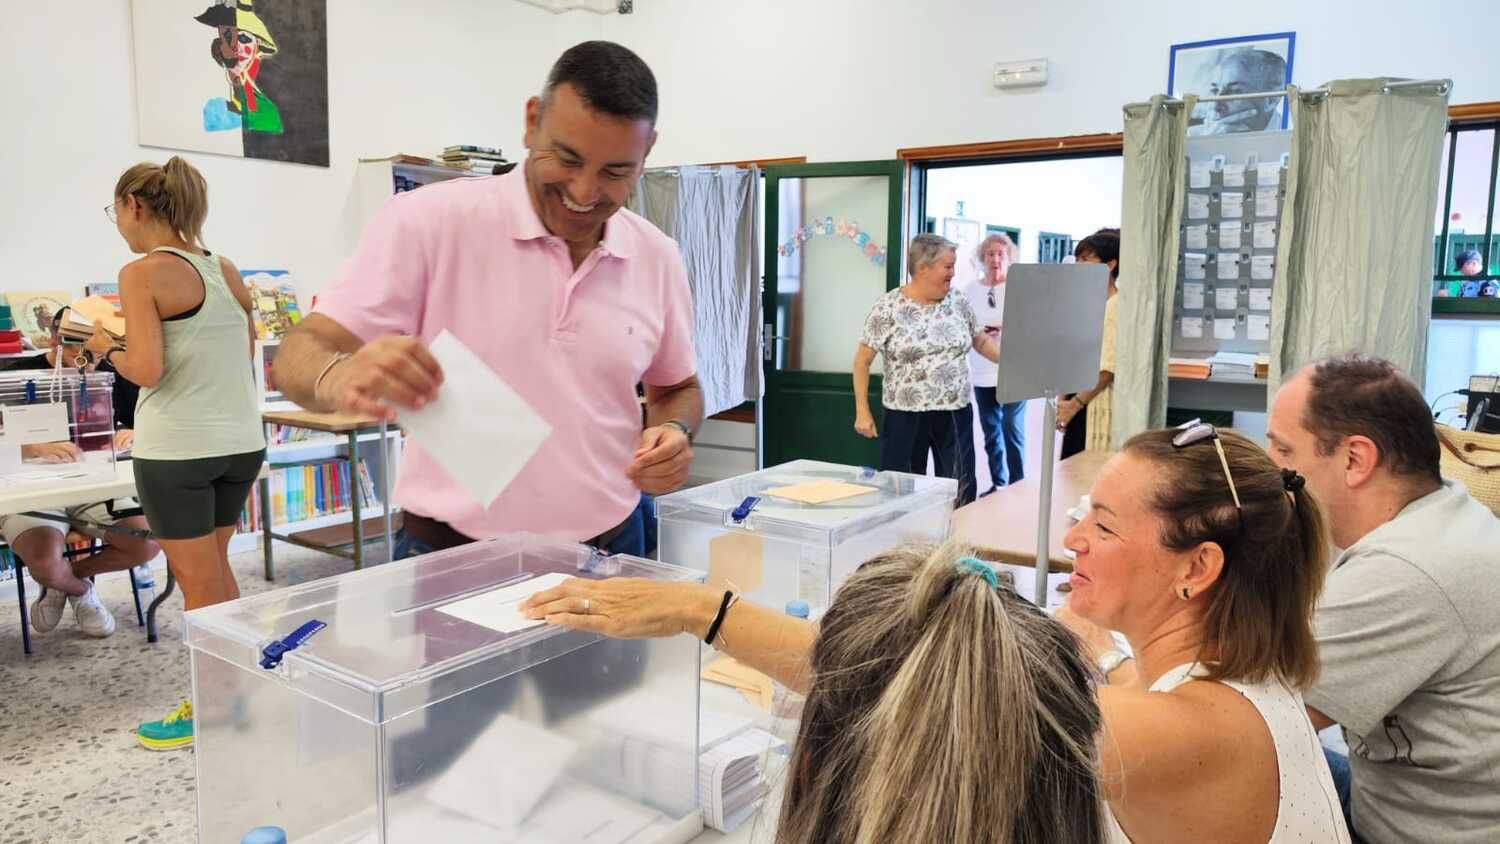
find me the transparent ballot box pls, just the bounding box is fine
[656,460,957,614]
[0,369,115,489]
[186,535,704,844]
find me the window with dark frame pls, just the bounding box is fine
[1433,120,1499,303]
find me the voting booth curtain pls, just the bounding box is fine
[629,165,760,417]
[1268,79,1451,393]
[1111,95,1194,448]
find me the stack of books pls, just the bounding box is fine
[440,144,507,174]
[1168,356,1212,380]
[57,296,126,349]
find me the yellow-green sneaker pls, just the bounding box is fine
[137,700,193,751]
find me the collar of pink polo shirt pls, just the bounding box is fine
[497,164,637,260]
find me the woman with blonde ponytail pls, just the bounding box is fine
[779,544,1106,844]
[523,543,1107,843]
[88,156,265,751]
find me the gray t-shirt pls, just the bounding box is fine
[1306,482,1500,842]
[859,288,978,412]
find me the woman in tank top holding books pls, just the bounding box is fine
[87,157,265,751]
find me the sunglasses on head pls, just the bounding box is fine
[987,288,995,308]
[1172,419,1243,512]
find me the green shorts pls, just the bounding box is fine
[132,449,266,540]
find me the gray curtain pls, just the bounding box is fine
[629,165,760,416]
[1269,79,1451,392]
[1111,95,1194,447]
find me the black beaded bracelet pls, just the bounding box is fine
[703,589,736,645]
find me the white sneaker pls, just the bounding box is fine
[70,586,116,638]
[29,587,67,633]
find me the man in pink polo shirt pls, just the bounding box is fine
[276,41,701,560]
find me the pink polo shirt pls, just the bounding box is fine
[316,166,696,542]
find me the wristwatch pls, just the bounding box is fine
[661,419,693,442]
[1098,648,1130,676]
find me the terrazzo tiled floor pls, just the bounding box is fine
[1,544,358,844]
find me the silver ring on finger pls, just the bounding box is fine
[582,598,592,614]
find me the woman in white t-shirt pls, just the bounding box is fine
[852,234,1000,505]
[962,232,1026,494]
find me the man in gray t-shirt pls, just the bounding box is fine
[1268,355,1500,843]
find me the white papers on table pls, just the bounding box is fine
[1252,254,1276,280]
[1183,282,1205,311]
[1189,161,1211,188]
[1187,194,1210,219]
[700,729,784,833]
[1185,224,1208,249]
[1219,224,1242,250]
[1253,221,1277,249]
[1220,192,1244,219]
[1255,189,1280,218]
[397,330,552,508]
[1217,253,1240,280]
[1184,253,1207,280]
[435,572,572,634]
[1215,286,1240,311]
[1248,314,1271,341]
[1214,318,1238,340]
[1256,162,1282,186]
[1181,317,1204,339]
[1249,288,1273,311]
[1223,163,1246,187]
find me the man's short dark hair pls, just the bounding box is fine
[1302,354,1441,485]
[543,41,658,124]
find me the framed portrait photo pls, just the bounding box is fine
[1169,32,1295,136]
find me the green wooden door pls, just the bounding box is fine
[762,161,905,467]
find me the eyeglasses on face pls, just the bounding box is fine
[103,202,117,223]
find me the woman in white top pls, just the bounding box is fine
[962,232,1026,493]
[1057,424,1350,843]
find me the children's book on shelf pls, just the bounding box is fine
[236,458,382,534]
[244,270,302,339]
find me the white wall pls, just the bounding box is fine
[4,0,1499,303]
[607,0,1500,166]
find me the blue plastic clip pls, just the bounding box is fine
[731,496,759,524]
[857,466,878,481]
[259,619,327,670]
[24,380,36,404]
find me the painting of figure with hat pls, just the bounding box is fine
[196,0,283,134]
[131,0,329,166]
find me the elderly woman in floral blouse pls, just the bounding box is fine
[853,233,1000,505]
